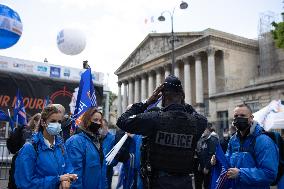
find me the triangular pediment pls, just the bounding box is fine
[115,31,203,75]
[115,28,258,75]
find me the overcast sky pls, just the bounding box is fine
[0,0,282,94]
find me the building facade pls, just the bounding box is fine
[115,28,284,134]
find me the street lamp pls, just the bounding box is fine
[158,1,188,75]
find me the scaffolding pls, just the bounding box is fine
[258,11,280,77]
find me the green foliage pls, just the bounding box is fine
[109,91,117,107]
[101,91,117,115]
[271,20,284,49]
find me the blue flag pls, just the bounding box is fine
[13,89,27,127]
[72,69,97,129]
[210,143,233,189]
[0,109,14,130]
[145,97,162,111]
[44,95,50,108]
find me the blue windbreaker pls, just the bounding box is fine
[226,122,279,189]
[102,132,115,189]
[14,132,73,189]
[278,175,284,189]
[65,132,103,189]
[116,135,143,189]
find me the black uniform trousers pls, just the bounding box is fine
[152,174,193,189]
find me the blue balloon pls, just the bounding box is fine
[0,4,23,49]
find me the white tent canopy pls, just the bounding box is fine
[253,100,284,131]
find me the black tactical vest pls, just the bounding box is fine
[149,110,198,174]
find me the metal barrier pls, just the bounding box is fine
[0,122,13,181]
[0,139,13,180]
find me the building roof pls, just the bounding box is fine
[115,28,258,75]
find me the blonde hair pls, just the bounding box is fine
[52,104,65,115]
[38,105,59,132]
[27,113,41,131]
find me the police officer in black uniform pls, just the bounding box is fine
[116,75,207,189]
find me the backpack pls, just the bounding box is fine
[252,131,284,186]
[8,142,38,189]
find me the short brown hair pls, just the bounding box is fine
[236,103,253,114]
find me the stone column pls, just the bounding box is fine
[184,58,192,104]
[156,68,162,87]
[148,72,154,97]
[134,77,140,103]
[123,81,128,112]
[164,65,171,78]
[195,54,204,104]
[174,62,180,78]
[117,82,122,116]
[128,79,134,105]
[141,74,147,101]
[207,48,216,96]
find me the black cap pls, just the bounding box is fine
[163,75,183,92]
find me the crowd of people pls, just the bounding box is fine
[6,75,284,189]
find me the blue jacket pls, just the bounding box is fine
[65,131,103,189]
[133,135,143,189]
[226,122,279,189]
[15,132,73,189]
[278,175,284,189]
[102,132,115,189]
[116,135,143,189]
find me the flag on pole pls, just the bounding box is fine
[144,18,148,24]
[0,109,14,130]
[150,16,154,23]
[144,16,155,24]
[210,143,233,189]
[72,69,97,130]
[13,89,27,127]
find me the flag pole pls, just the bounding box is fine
[7,109,10,117]
[5,110,9,138]
[7,109,13,131]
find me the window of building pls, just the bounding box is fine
[217,111,229,131]
[244,101,260,113]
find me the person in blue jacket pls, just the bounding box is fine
[65,107,105,189]
[101,118,115,189]
[211,103,279,189]
[115,133,143,189]
[278,175,284,189]
[14,105,77,189]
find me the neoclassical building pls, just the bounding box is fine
[115,28,284,134]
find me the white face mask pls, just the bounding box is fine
[46,122,62,136]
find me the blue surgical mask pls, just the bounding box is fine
[46,122,62,136]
